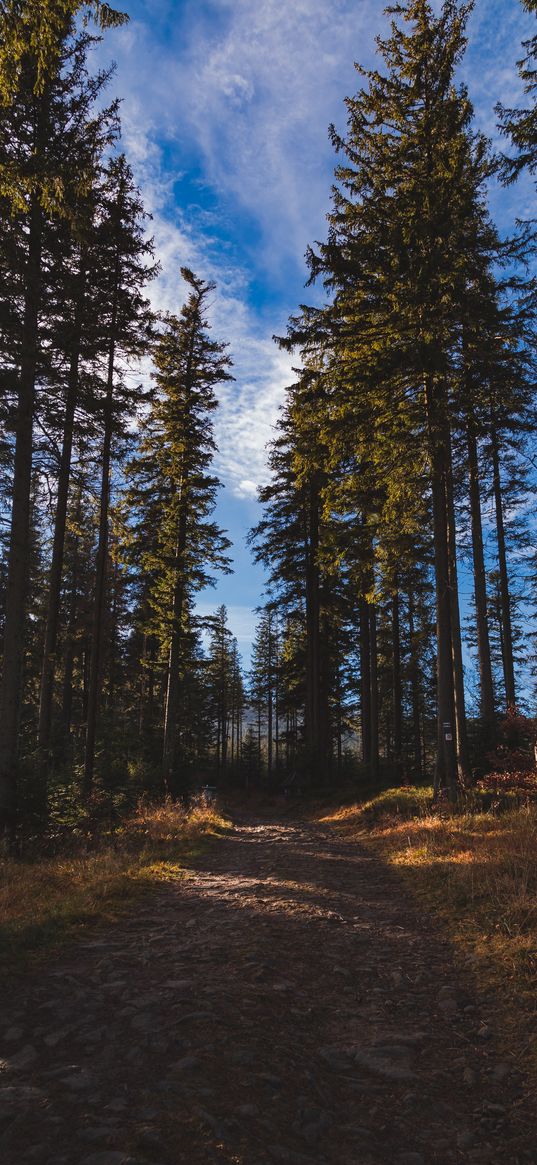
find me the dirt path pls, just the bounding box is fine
[0,818,534,1165]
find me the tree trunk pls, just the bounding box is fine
[257,705,261,773]
[267,625,273,779]
[37,260,86,801]
[83,256,119,795]
[336,703,342,777]
[490,427,516,708]
[0,193,43,836]
[305,484,321,782]
[139,631,148,739]
[359,600,371,765]
[445,423,469,784]
[318,607,330,784]
[221,699,228,769]
[466,414,496,733]
[274,661,279,774]
[408,593,422,779]
[369,605,379,783]
[392,587,403,779]
[61,505,82,737]
[425,376,458,800]
[107,549,120,708]
[162,509,187,795]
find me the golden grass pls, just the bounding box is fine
[0,797,230,972]
[321,789,537,1076]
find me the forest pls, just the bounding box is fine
[2,3,537,1164]
[0,0,536,844]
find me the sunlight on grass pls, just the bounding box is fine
[321,785,434,829]
[0,798,230,971]
[322,788,537,1077]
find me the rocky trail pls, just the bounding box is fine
[0,817,535,1165]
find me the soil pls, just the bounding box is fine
[0,816,535,1164]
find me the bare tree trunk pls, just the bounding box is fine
[305,485,321,782]
[445,424,469,784]
[162,510,187,795]
[0,194,42,836]
[267,624,273,779]
[408,593,422,779]
[392,588,403,780]
[37,261,86,798]
[369,605,379,783]
[359,600,371,766]
[62,638,76,737]
[466,415,495,733]
[257,705,261,773]
[83,256,119,795]
[61,510,81,737]
[274,660,279,774]
[425,376,458,800]
[139,631,148,739]
[221,707,228,769]
[490,427,516,708]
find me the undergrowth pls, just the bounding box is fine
[0,797,230,974]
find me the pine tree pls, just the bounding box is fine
[206,606,237,777]
[36,48,120,809]
[228,641,245,770]
[0,5,124,834]
[124,271,232,794]
[497,0,537,183]
[82,156,156,795]
[287,0,510,796]
[250,608,280,780]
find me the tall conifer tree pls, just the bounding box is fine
[0,5,125,832]
[125,271,232,794]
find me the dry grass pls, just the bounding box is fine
[322,789,537,1074]
[0,797,230,973]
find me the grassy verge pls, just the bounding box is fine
[0,798,231,975]
[321,789,537,1078]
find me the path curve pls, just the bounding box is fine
[0,818,534,1164]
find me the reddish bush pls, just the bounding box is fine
[480,708,537,795]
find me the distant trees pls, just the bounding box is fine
[249,608,280,779]
[206,606,244,775]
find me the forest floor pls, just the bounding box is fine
[1,812,536,1165]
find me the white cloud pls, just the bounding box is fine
[106,0,386,269]
[215,343,293,493]
[106,1,536,271]
[113,114,293,497]
[101,0,536,501]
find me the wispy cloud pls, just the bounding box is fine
[117,112,295,497]
[103,0,535,500]
[110,1,534,261]
[106,0,386,271]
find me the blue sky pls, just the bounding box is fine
[98,0,534,666]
